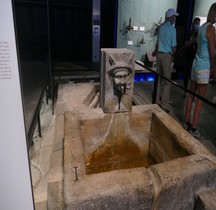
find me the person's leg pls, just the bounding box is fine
[183,59,191,89]
[160,54,172,109]
[156,54,162,105]
[185,80,197,123]
[191,84,208,129]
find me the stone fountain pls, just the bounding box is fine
[48,49,216,210]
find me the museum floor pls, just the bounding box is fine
[29,79,216,209]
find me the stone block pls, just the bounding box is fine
[149,113,191,163]
[64,168,154,210]
[100,48,135,113]
[48,166,63,183]
[194,188,216,210]
[52,114,64,152]
[50,149,63,169]
[35,200,47,210]
[59,82,216,210]
[47,180,64,210]
[148,155,216,210]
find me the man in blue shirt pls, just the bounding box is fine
[152,8,178,113]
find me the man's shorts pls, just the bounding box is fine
[191,68,210,84]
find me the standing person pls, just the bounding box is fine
[152,8,179,113]
[190,17,201,42]
[184,3,216,138]
[182,17,201,89]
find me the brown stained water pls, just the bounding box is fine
[85,136,153,174]
[86,157,152,174]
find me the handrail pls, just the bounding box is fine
[27,85,46,148]
[135,60,216,109]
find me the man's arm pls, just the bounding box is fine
[172,46,177,57]
[152,42,158,57]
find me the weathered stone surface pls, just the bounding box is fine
[149,113,191,163]
[47,180,64,210]
[56,83,98,114]
[100,48,135,113]
[35,201,47,210]
[194,188,216,210]
[64,106,154,174]
[50,149,63,169]
[148,155,216,210]
[48,82,216,209]
[64,168,154,210]
[52,114,64,152]
[63,101,216,210]
[47,97,65,210]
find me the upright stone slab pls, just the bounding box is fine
[100,48,135,113]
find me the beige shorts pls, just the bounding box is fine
[191,69,210,84]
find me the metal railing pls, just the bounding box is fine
[135,60,216,109]
[27,84,49,148]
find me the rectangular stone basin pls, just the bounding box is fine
[64,104,216,210]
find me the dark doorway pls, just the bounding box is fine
[176,0,195,49]
[101,0,118,48]
[51,1,92,63]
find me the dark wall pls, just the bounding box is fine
[14,1,49,61]
[176,0,195,49]
[101,0,117,48]
[13,0,50,136]
[14,0,117,63]
[51,0,117,62]
[51,1,92,62]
